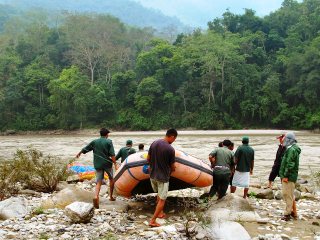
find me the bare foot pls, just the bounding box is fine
[149,221,161,227]
[93,198,99,209]
[109,196,116,201]
[158,213,167,219]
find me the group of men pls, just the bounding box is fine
[207,136,254,200]
[207,132,300,222]
[76,128,300,226]
[76,128,177,227]
[76,128,144,208]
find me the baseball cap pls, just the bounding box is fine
[126,140,133,145]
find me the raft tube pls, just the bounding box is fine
[114,150,213,197]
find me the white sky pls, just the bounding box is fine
[133,0,302,27]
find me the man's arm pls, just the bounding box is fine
[250,160,254,175]
[209,155,216,167]
[111,155,118,170]
[115,149,121,161]
[76,151,82,158]
[76,141,94,158]
[250,150,254,175]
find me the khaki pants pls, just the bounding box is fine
[282,181,295,215]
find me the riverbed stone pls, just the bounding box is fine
[65,201,94,223]
[41,186,94,209]
[256,189,274,199]
[210,221,251,240]
[0,197,28,220]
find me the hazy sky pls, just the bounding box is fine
[133,0,301,27]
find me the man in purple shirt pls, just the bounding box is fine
[147,128,178,227]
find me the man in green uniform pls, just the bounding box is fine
[76,128,118,208]
[208,139,234,199]
[116,140,136,163]
[231,136,254,198]
[279,132,301,221]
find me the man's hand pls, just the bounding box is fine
[76,152,81,158]
[250,170,253,175]
[282,178,288,183]
[171,162,176,172]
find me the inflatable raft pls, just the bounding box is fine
[114,150,213,197]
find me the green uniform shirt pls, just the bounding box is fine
[279,144,301,182]
[234,144,254,172]
[209,146,234,170]
[116,146,136,163]
[81,137,115,169]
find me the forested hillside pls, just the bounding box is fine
[0,0,319,131]
[0,0,186,33]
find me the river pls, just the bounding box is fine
[1,129,319,184]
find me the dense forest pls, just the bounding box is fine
[0,0,319,131]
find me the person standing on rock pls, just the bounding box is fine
[116,140,136,163]
[147,128,178,227]
[76,128,118,208]
[208,139,235,199]
[279,132,301,221]
[267,134,286,188]
[231,136,254,199]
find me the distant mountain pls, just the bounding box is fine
[0,0,186,31]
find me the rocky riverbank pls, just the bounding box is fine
[0,179,319,240]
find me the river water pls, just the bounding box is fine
[1,130,319,184]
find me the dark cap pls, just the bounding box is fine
[276,134,285,139]
[242,136,249,142]
[126,140,133,145]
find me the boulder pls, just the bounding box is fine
[256,189,274,199]
[41,185,94,209]
[211,194,254,212]
[209,221,251,240]
[209,194,260,222]
[0,197,28,220]
[65,201,94,223]
[274,189,301,201]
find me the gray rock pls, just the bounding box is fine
[0,197,28,220]
[256,189,274,200]
[294,190,301,200]
[274,190,301,201]
[274,190,283,200]
[210,221,251,240]
[209,194,260,222]
[210,194,254,212]
[41,186,94,209]
[66,175,81,183]
[65,202,94,223]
